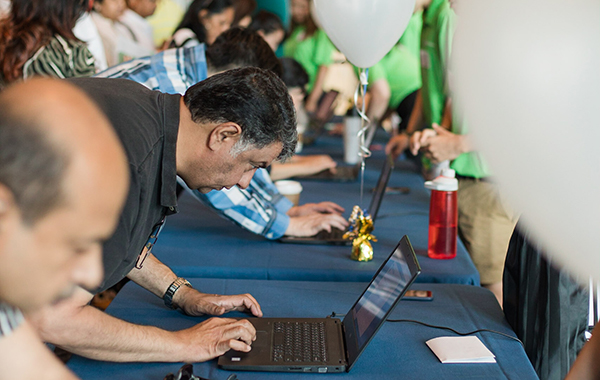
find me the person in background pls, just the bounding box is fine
[360,12,422,134]
[120,0,158,53]
[231,0,256,27]
[0,0,96,89]
[97,27,281,90]
[390,0,517,305]
[0,79,129,379]
[386,0,455,162]
[247,10,285,51]
[146,0,185,48]
[74,10,110,73]
[91,0,127,66]
[282,0,313,57]
[92,0,154,66]
[171,0,234,47]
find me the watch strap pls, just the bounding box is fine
[163,277,192,309]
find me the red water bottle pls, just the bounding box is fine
[425,168,458,259]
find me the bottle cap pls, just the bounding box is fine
[424,168,458,191]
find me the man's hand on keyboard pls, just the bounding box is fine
[285,213,349,237]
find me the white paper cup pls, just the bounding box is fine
[274,180,303,206]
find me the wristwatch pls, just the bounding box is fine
[163,277,193,309]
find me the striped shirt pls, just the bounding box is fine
[95,44,208,94]
[96,46,293,239]
[188,169,293,239]
[22,35,96,81]
[0,302,24,337]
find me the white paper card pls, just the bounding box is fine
[426,336,496,364]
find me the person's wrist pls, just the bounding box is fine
[163,277,193,309]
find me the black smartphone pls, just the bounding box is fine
[402,290,433,301]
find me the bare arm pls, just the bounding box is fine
[366,79,391,124]
[305,65,329,113]
[29,255,261,363]
[440,97,453,130]
[269,155,337,180]
[566,333,600,380]
[128,254,263,318]
[385,90,423,159]
[0,319,79,380]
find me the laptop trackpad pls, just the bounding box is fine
[254,330,270,348]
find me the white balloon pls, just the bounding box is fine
[452,0,600,283]
[313,0,416,68]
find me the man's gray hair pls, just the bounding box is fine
[184,66,297,161]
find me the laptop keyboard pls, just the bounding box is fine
[314,227,347,241]
[272,321,328,363]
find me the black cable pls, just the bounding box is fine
[386,319,523,346]
[328,312,522,346]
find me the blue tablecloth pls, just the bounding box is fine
[68,278,536,379]
[154,141,480,285]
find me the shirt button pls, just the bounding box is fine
[169,206,175,211]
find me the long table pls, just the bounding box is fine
[68,278,537,379]
[154,143,480,285]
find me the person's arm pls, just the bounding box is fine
[0,319,79,380]
[285,202,348,237]
[385,90,423,159]
[565,332,600,380]
[191,171,294,240]
[127,253,262,317]
[304,65,329,113]
[366,79,391,124]
[440,97,452,130]
[30,284,258,363]
[418,123,471,163]
[269,155,337,180]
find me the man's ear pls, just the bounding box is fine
[207,122,242,152]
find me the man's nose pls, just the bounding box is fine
[237,169,256,189]
[72,245,104,291]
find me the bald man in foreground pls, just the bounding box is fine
[0,79,129,379]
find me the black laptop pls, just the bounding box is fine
[218,235,421,373]
[280,154,394,245]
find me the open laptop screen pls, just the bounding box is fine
[367,154,394,222]
[342,236,421,370]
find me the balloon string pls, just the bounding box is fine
[354,68,371,207]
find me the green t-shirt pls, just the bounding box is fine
[366,44,421,109]
[420,0,456,126]
[293,29,336,93]
[283,26,305,58]
[399,11,423,60]
[449,106,491,178]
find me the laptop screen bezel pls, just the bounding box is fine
[341,235,421,371]
[367,154,394,222]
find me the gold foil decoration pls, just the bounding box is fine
[343,205,377,261]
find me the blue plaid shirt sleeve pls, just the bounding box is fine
[192,169,293,239]
[94,44,208,95]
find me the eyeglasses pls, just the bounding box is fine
[135,217,165,269]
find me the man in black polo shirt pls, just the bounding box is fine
[31,67,297,363]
